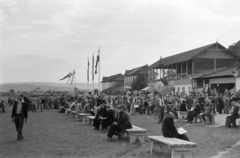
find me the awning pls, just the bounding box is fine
[160,87,174,94]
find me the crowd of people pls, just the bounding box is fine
[2,89,240,142]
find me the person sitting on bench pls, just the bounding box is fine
[93,101,107,130]
[100,105,115,131]
[107,105,132,141]
[162,113,189,141]
[226,101,240,127]
[202,99,214,124]
[187,102,201,123]
[82,100,95,116]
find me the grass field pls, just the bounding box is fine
[1,106,240,158]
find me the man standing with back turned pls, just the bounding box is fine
[11,94,28,143]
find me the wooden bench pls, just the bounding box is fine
[71,111,77,118]
[177,111,187,119]
[122,125,147,143]
[66,109,71,116]
[148,136,197,158]
[87,116,95,125]
[78,113,91,122]
[194,114,203,123]
[206,114,215,125]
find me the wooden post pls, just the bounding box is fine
[186,61,188,79]
[181,63,183,79]
[192,59,194,78]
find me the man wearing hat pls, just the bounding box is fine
[11,95,28,143]
[107,105,132,140]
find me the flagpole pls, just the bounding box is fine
[98,47,100,93]
[92,53,94,93]
[87,57,89,93]
[73,69,76,96]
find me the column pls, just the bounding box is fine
[186,61,188,79]
[176,64,178,80]
[160,69,162,79]
[214,58,216,71]
[181,63,183,79]
[192,59,194,78]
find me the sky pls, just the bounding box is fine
[0,0,240,84]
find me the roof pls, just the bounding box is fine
[124,64,148,76]
[101,73,124,83]
[149,42,237,69]
[195,64,237,79]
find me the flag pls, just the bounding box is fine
[87,57,89,81]
[95,47,100,74]
[70,70,75,85]
[60,72,72,80]
[66,75,71,85]
[92,53,94,80]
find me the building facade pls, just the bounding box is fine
[149,42,238,95]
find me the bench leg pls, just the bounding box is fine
[85,116,88,122]
[129,135,137,143]
[172,147,193,158]
[150,141,170,154]
[137,135,145,143]
[88,119,93,125]
[79,116,83,122]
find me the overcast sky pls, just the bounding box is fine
[0,0,240,84]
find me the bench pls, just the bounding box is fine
[177,111,187,119]
[148,136,197,158]
[71,111,77,118]
[194,114,203,123]
[122,125,147,143]
[87,116,95,125]
[66,109,71,116]
[206,114,215,125]
[78,113,91,122]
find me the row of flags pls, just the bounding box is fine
[60,70,75,85]
[60,47,100,85]
[88,47,100,81]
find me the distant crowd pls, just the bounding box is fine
[1,89,240,141]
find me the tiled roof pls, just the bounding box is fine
[101,74,124,83]
[149,42,234,69]
[124,64,148,76]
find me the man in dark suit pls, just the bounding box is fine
[11,95,28,143]
[107,105,132,140]
[162,113,189,141]
[93,101,107,130]
[100,105,115,131]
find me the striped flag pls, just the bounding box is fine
[92,53,94,80]
[60,72,72,80]
[70,70,75,85]
[95,47,100,74]
[87,57,89,81]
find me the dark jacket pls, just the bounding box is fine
[117,111,132,131]
[96,107,107,119]
[11,100,28,119]
[103,109,115,124]
[162,115,179,138]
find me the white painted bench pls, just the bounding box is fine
[177,111,187,119]
[87,116,95,125]
[71,111,77,118]
[148,136,197,158]
[122,125,147,143]
[194,114,203,123]
[66,109,71,116]
[78,113,91,122]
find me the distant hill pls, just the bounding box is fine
[0,82,101,92]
